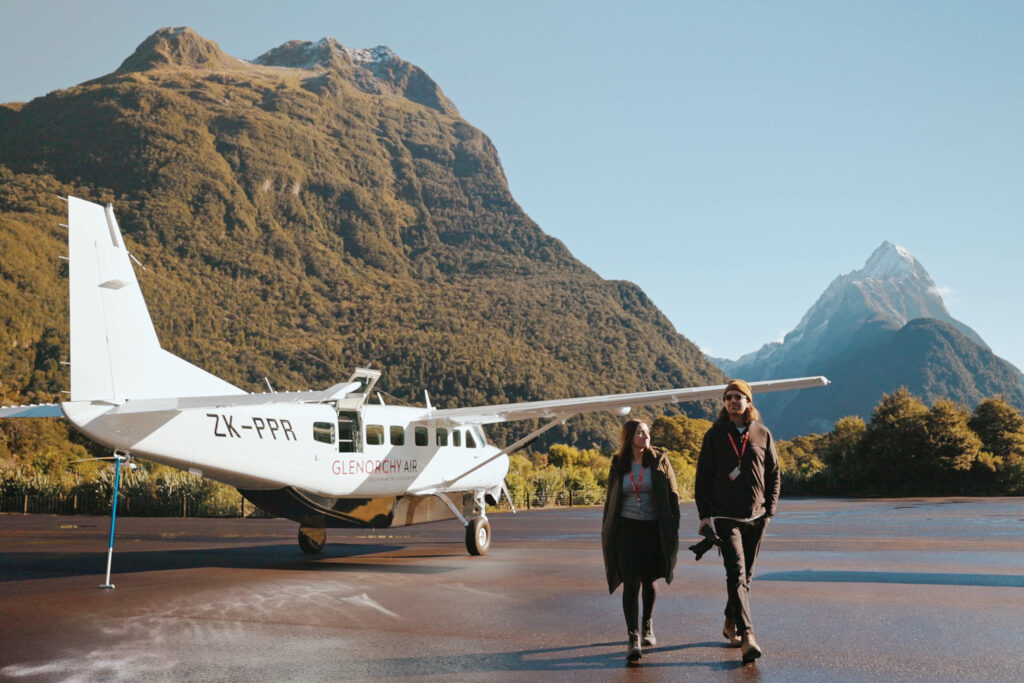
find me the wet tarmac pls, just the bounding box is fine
[1,497,1022,682]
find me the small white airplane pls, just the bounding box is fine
[1,196,829,555]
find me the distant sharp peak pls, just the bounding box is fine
[115,26,248,74]
[858,240,926,282]
[253,38,397,71]
[795,239,947,334]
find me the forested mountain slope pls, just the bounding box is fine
[0,27,723,457]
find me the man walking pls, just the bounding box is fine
[695,379,779,663]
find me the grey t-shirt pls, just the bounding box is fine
[620,463,657,520]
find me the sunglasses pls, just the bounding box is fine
[724,393,747,401]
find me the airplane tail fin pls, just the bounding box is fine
[67,197,244,401]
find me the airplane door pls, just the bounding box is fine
[337,411,360,453]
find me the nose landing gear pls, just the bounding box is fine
[466,515,491,555]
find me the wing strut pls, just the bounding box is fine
[429,492,468,525]
[500,480,517,514]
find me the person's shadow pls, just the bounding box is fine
[339,640,749,676]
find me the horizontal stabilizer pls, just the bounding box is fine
[0,404,64,418]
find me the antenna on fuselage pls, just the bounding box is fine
[264,377,275,393]
[424,390,432,411]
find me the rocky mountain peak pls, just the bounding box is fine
[788,241,960,346]
[254,37,455,115]
[253,39,395,70]
[114,27,246,74]
[709,240,1016,436]
[713,241,986,379]
[861,241,922,281]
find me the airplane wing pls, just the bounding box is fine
[430,376,829,426]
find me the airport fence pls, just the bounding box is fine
[0,493,274,518]
[1,488,605,518]
[505,487,605,510]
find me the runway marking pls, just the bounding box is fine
[339,592,400,618]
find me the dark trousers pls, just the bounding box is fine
[616,518,663,632]
[714,516,768,634]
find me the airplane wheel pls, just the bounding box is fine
[465,516,490,556]
[298,526,326,554]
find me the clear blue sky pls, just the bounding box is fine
[3,1,1022,373]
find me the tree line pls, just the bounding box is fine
[777,390,1024,496]
[3,388,1022,517]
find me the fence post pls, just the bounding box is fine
[24,494,28,514]
[569,489,574,507]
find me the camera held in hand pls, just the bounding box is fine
[688,524,720,561]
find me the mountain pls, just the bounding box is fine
[711,242,1024,437]
[0,27,724,452]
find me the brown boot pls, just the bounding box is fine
[722,617,741,647]
[741,630,762,663]
[642,618,656,646]
[626,630,642,662]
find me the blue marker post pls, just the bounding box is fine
[99,453,125,589]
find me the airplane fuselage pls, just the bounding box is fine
[62,400,509,500]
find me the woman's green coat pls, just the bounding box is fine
[601,448,680,593]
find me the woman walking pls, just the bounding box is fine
[601,419,680,662]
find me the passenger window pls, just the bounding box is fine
[366,425,384,446]
[466,430,477,448]
[436,428,448,446]
[390,425,405,446]
[313,422,335,444]
[415,426,428,446]
[452,430,461,447]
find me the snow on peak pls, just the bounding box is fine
[254,39,396,71]
[339,45,395,64]
[859,241,920,281]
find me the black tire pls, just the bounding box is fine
[298,526,326,554]
[465,516,490,556]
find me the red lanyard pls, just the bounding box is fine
[728,432,749,464]
[629,464,645,505]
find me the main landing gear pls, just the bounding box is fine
[298,525,326,554]
[295,488,502,556]
[464,489,493,555]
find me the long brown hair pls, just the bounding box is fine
[617,419,648,469]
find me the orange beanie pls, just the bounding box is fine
[723,379,753,403]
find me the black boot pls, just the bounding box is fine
[642,618,656,646]
[626,630,642,662]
